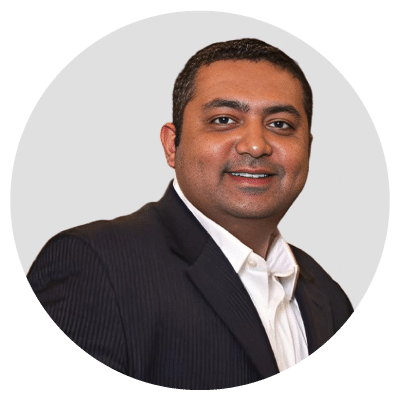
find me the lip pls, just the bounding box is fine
[226,169,276,187]
[228,168,275,175]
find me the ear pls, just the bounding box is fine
[308,133,313,159]
[160,123,177,169]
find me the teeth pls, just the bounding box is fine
[230,172,270,178]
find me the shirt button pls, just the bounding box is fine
[248,259,257,268]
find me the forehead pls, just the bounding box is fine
[193,60,305,111]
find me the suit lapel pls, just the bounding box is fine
[155,183,279,378]
[156,184,335,374]
[186,238,279,379]
[292,250,334,355]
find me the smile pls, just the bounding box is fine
[229,172,270,178]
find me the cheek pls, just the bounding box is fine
[177,147,215,181]
[197,138,233,169]
[279,143,309,179]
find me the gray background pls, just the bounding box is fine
[11,11,389,308]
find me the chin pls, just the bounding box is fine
[224,204,285,220]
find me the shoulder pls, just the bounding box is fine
[28,200,168,281]
[290,244,354,313]
[290,244,340,285]
[63,201,161,243]
[53,200,168,254]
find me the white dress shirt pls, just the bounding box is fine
[173,178,308,371]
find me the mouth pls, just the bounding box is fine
[229,172,271,179]
[226,169,276,187]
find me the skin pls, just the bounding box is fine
[161,60,312,258]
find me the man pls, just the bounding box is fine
[27,38,353,389]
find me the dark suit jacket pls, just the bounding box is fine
[27,182,353,389]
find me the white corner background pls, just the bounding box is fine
[11,10,389,309]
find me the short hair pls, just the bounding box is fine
[172,38,313,146]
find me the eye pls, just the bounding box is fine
[212,116,236,125]
[268,121,291,129]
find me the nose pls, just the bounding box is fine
[235,122,273,158]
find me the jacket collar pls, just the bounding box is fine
[155,181,210,264]
[291,246,334,355]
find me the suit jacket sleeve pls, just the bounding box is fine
[27,232,127,374]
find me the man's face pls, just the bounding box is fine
[162,60,312,225]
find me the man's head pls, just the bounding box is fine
[172,38,313,147]
[161,39,313,227]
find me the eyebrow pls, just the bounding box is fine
[262,105,302,120]
[202,98,302,120]
[202,99,250,113]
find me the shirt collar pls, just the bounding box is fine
[173,178,299,301]
[264,235,300,301]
